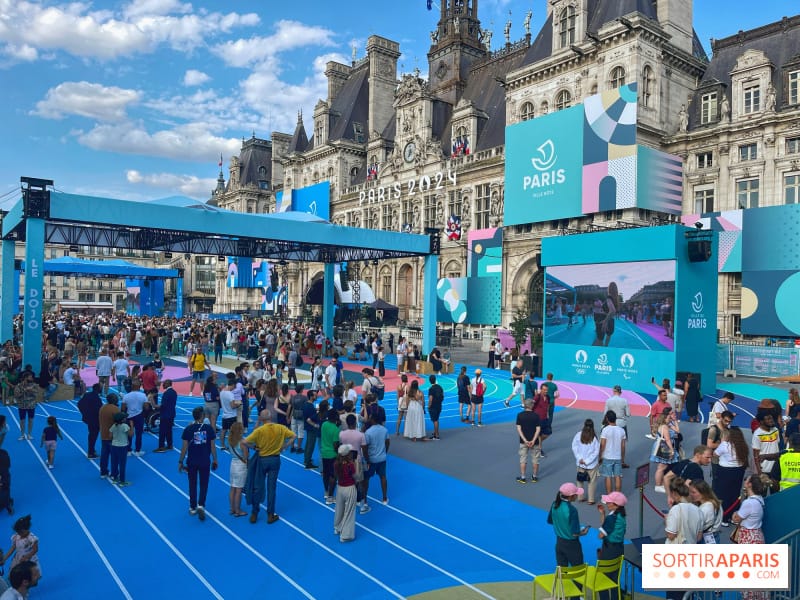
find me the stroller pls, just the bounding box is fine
[0,449,13,515]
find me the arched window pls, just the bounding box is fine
[609,66,626,89]
[555,89,572,111]
[527,269,545,328]
[558,6,576,48]
[349,167,359,185]
[641,66,655,108]
[540,100,549,115]
[520,101,535,121]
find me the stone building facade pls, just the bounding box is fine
[45,2,795,339]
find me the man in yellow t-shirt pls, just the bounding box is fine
[188,349,207,396]
[244,409,295,524]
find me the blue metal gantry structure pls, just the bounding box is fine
[1,178,439,373]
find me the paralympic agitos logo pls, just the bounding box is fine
[522,139,567,190]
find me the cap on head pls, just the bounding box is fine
[613,385,622,393]
[338,444,353,456]
[559,482,584,497]
[601,491,628,506]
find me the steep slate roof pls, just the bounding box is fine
[238,137,273,186]
[447,49,529,153]
[328,66,370,142]
[688,14,800,130]
[520,0,707,69]
[289,116,309,153]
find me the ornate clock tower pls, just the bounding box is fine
[427,0,487,105]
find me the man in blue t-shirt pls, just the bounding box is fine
[178,406,218,521]
[362,414,390,505]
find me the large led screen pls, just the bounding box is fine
[544,260,676,352]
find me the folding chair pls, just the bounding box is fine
[584,555,624,600]
[533,564,588,600]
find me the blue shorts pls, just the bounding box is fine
[365,460,386,479]
[17,408,34,420]
[599,459,622,478]
[192,370,207,382]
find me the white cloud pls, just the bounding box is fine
[0,0,260,61]
[212,19,337,68]
[1,42,38,61]
[183,69,210,86]
[77,121,241,162]
[123,0,192,19]
[126,169,215,198]
[33,81,141,121]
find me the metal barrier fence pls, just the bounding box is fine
[716,344,800,378]
[680,528,800,600]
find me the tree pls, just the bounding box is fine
[508,301,532,355]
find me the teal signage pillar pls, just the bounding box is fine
[176,276,184,318]
[322,262,335,341]
[0,240,15,342]
[422,253,438,355]
[22,217,45,373]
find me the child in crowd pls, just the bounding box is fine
[2,514,40,575]
[40,416,63,469]
[110,412,132,486]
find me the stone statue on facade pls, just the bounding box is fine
[524,10,532,35]
[678,104,688,133]
[720,94,730,122]
[481,28,493,51]
[766,82,776,111]
[504,19,511,45]
[453,16,461,34]
[430,29,439,45]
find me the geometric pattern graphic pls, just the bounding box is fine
[637,146,683,215]
[582,83,638,214]
[681,209,742,272]
[437,227,502,324]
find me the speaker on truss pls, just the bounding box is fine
[270,266,279,292]
[339,262,350,292]
[687,240,712,262]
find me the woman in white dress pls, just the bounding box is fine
[403,379,426,441]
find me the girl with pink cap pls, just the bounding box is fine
[597,491,627,560]
[547,482,590,566]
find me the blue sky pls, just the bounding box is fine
[0,1,794,205]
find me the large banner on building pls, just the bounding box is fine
[505,83,682,226]
[436,227,502,324]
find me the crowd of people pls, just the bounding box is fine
[1,311,800,596]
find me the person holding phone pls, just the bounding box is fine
[547,482,590,566]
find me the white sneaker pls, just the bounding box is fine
[359,504,372,514]
[17,435,25,441]
[381,499,388,506]
[133,451,145,457]
[645,434,656,440]
[654,485,666,493]
[324,496,335,505]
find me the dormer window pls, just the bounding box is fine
[558,6,576,48]
[353,122,365,143]
[700,92,718,124]
[789,71,799,105]
[743,83,760,113]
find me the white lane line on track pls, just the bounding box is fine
[147,420,505,596]
[136,420,403,599]
[5,408,134,600]
[133,458,319,599]
[34,404,225,600]
[277,452,535,580]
